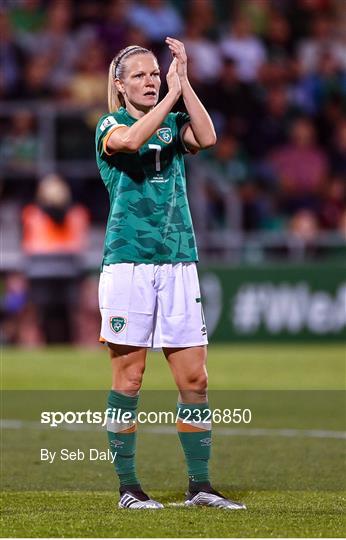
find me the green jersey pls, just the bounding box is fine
[95,107,198,265]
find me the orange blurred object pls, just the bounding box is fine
[22,203,89,254]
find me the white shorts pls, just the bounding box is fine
[98,262,208,348]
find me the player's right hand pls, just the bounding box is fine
[166,57,181,99]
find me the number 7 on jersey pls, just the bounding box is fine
[148,144,162,172]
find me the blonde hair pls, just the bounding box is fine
[108,45,157,112]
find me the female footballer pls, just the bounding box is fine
[95,38,245,510]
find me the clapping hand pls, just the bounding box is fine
[165,37,188,84]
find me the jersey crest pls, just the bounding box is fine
[157,127,172,144]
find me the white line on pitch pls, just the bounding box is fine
[1,420,345,439]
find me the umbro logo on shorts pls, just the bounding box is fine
[109,316,127,334]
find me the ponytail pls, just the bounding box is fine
[108,61,124,112]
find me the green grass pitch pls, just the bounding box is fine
[1,344,346,537]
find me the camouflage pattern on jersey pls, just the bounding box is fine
[95,107,198,264]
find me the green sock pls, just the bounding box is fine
[176,402,211,484]
[107,390,139,487]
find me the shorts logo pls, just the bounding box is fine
[110,316,127,334]
[157,127,172,144]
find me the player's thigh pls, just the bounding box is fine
[163,345,208,387]
[109,343,147,391]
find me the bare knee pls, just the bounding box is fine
[164,346,208,398]
[109,345,146,394]
[112,362,145,394]
[121,364,145,393]
[180,369,208,394]
[178,370,208,403]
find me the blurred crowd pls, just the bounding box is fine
[1,0,346,345]
[1,0,346,235]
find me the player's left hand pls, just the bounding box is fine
[165,37,188,82]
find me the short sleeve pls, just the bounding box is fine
[174,112,191,154]
[95,114,126,158]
